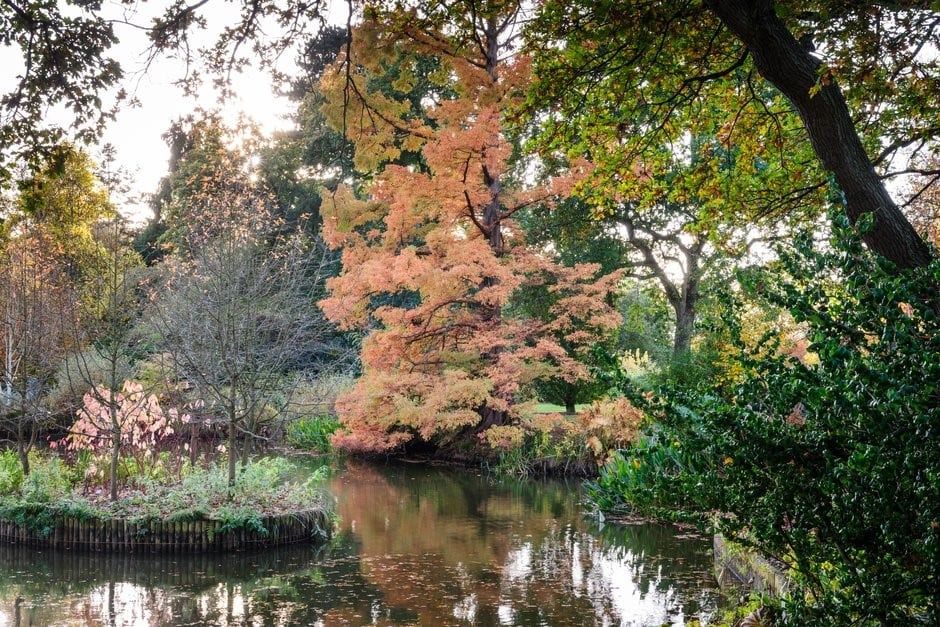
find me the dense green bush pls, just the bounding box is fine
[286,415,340,453]
[0,450,24,495]
[590,214,940,624]
[589,430,697,519]
[19,456,72,503]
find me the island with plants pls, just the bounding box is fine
[0,451,331,551]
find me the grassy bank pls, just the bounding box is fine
[0,452,330,536]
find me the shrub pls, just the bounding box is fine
[489,398,645,476]
[57,380,176,455]
[285,374,355,418]
[19,456,73,503]
[588,430,698,519]
[589,214,940,624]
[0,450,24,495]
[577,398,646,463]
[286,415,341,453]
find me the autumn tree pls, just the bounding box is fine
[515,198,628,413]
[317,2,621,455]
[528,1,938,271]
[0,228,73,474]
[0,145,124,480]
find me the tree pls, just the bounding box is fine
[528,0,938,270]
[517,199,627,413]
[705,0,934,268]
[0,1,121,181]
[0,228,73,474]
[529,123,795,361]
[142,114,276,256]
[595,141,797,360]
[62,220,148,501]
[13,144,114,283]
[317,3,621,455]
[1,145,117,478]
[148,231,335,486]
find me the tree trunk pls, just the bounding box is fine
[227,412,237,488]
[481,18,504,258]
[475,405,509,435]
[707,0,932,269]
[16,432,29,476]
[190,419,198,466]
[109,432,120,501]
[670,256,701,360]
[564,396,577,415]
[672,300,696,359]
[109,402,120,502]
[474,16,509,434]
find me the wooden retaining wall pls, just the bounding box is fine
[0,508,331,553]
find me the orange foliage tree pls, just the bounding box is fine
[317,3,622,454]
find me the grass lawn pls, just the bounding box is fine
[533,403,589,414]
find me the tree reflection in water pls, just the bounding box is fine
[0,460,719,626]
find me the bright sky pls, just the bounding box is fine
[2,0,350,224]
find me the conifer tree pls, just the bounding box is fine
[318,2,621,454]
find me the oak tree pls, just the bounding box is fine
[529,0,938,269]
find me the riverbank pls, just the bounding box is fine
[0,507,330,552]
[303,398,646,479]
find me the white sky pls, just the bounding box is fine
[1,0,351,224]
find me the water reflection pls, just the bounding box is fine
[0,461,719,625]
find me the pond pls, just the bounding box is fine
[0,460,721,626]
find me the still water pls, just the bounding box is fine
[0,461,720,626]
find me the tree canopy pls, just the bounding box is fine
[528,0,938,268]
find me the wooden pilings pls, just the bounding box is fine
[0,509,330,553]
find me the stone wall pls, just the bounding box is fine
[713,534,791,596]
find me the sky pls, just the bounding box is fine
[3,0,350,224]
